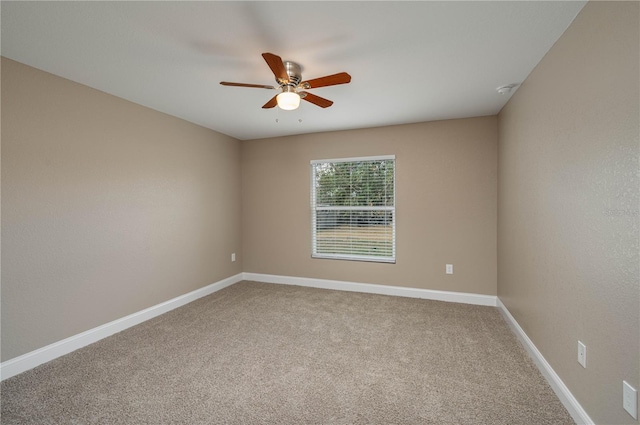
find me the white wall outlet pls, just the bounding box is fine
[623,381,638,419]
[231,253,236,262]
[446,264,453,274]
[577,341,586,368]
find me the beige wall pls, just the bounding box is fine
[242,117,497,295]
[1,58,243,361]
[497,2,639,424]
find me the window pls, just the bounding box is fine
[311,155,396,263]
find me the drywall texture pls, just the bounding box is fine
[497,2,639,424]
[242,117,497,295]
[1,58,242,361]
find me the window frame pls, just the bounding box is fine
[310,155,396,263]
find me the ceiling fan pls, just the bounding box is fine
[220,52,351,110]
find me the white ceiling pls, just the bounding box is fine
[1,1,586,141]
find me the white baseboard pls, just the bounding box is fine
[496,298,594,425]
[0,273,243,381]
[242,272,497,307]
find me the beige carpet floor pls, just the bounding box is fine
[1,281,574,424]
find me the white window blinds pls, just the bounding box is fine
[311,155,396,263]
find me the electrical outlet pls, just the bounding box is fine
[623,381,638,419]
[231,253,236,262]
[446,264,453,274]
[577,341,586,368]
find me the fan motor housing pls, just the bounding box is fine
[282,61,302,86]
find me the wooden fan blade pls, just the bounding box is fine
[301,72,351,89]
[262,95,278,109]
[301,92,334,108]
[220,82,275,89]
[262,53,288,83]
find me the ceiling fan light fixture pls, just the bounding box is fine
[276,90,300,110]
[220,52,351,110]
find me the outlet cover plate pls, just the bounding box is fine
[623,381,638,419]
[577,341,586,368]
[446,264,453,274]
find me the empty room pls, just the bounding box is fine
[1,1,638,424]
